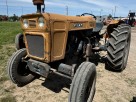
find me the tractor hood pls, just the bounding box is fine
[21,13,96,32]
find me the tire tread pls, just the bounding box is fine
[106,24,131,71]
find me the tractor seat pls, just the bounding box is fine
[93,22,104,32]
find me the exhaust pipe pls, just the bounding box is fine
[33,0,44,13]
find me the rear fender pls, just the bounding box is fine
[107,20,125,35]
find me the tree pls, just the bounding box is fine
[9,14,19,22]
[108,14,112,19]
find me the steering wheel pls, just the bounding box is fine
[81,13,96,20]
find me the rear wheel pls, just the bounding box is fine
[106,24,131,71]
[7,48,36,87]
[69,62,96,102]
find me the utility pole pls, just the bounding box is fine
[91,10,93,14]
[112,9,113,17]
[22,7,23,15]
[6,0,9,16]
[114,6,117,18]
[66,6,68,15]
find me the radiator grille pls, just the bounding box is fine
[29,20,36,28]
[26,34,44,58]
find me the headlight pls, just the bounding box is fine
[23,19,29,28]
[38,17,45,28]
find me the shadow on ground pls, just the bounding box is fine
[41,73,71,93]
[40,53,121,93]
[90,53,124,73]
[90,53,106,66]
[40,53,106,93]
[130,97,136,102]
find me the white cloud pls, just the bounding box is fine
[2,0,129,16]
[81,0,119,9]
[81,0,130,16]
[18,0,65,7]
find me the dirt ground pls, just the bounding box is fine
[3,27,136,102]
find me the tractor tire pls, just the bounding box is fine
[7,48,36,87]
[106,24,131,71]
[15,33,25,50]
[69,62,96,102]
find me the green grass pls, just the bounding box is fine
[0,45,16,82]
[0,22,22,45]
[0,21,21,102]
[0,22,19,83]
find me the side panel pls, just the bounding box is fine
[51,21,68,62]
[68,21,95,31]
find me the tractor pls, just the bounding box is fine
[7,0,131,102]
[128,12,136,27]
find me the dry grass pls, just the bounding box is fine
[0,44,16,102]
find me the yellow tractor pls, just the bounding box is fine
[7,0,131,102]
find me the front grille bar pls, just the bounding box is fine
[29,20,36,28]
[26,34,44,58]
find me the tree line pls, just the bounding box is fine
[0,14,20,22]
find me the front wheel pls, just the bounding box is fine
[7,48,36,87]
[69,62,96,102]
[15,33,25,50]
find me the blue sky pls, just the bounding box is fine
[0,0,135,17]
